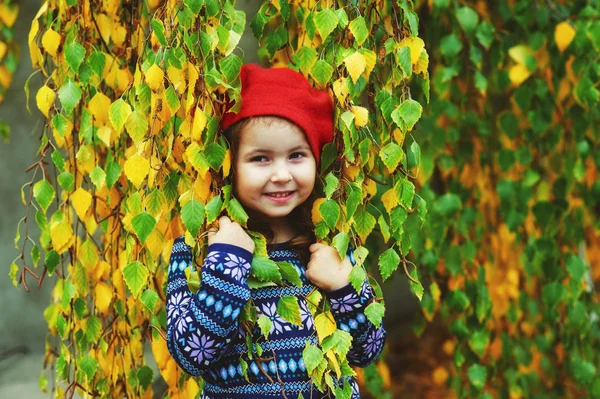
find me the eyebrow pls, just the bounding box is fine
[243,145,311,156]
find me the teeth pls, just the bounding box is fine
[268,192,292,197]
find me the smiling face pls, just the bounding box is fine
[233,117,317,232]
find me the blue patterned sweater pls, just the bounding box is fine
[166,236,386,399]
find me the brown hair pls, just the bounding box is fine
[223,116,318,263]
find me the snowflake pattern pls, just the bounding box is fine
[185,331,218,364]
[220,253,250,282]
[329,291,360,313]
[299,299,314,331]
[364,328,385,356]
[260,301,293,335]
[168,291,191,320]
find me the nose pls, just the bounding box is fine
[270,164,293,183]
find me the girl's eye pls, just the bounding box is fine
[251,155,268,162]
[290,152,306,159]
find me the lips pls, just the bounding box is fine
[265,191,294,198]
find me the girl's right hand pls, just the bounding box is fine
[207,216,255,254]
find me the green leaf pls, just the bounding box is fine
[392,99,422,132]
[125,110,149,144]
[185,0,203,14]
[109,99,132,133]
[475,21,494,49]
[314,8,338,42]
[106,160,122,189]
[138,365,154,390]
[448,289,470,312]
[542,282,566,309]
[61,280,76,310]
[394,178,415,210]
[332,232,350,261]
[319,199,340,230]
[123,261,149,297]
[293,46,318,75]
[51,114,69,137]
[251,255,282,283]
[64,42,85,73]
[90,166,106,190]
[468,330,490,358]
[440,34,463,59]
[302,344,324,374]
[348,264,366,295]
[58,79,82,115]
[257,314,272,339]
[408,266,423,300]
[277,296,302,326]
[79,355,98,380]
[311,60,333,86]
[467,364,487,390]
[435,193,462,217]
[9,262,18,287]
[266,25,288,58]
[321,329,353,357]
[324,172,339,199]
[132,212,156,244]
[364,301,385,328]
[570,355,597,385]
[349,16,368,46]
[396,46,412,78]
[45,249,60,275]
[33,179,55,213]
[278,262,302,287]
[456,6,479,34]
[151,18,167,46]
[205,143,226,170]
[379,142,403,172]
[226,198,248,225]
[566,254,586,282]
[353,210,376,242]
[165,85,180,113]
[88,51,106,77]
[205,195,223,224]
[181,199,205,237]
[219,54,242,83]
[379,248,400,281]
[141,289,159,313]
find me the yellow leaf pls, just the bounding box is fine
[508,45,534,64]
[88,92,111,125]
[0,3,19,27]
[398,36,425,65]
[351,106,368,127]
[28,18,41,68]
[312,198,326,224]
[76,144,96,174]
[222,149,231,177]
[314,312,337,343]
[97,125,113,147]
[365,178,377,198]
[146,64,164,92]
[41,28,61,57]
[381,188,397,213]
[333,77,349,105]
[186,63,199,113]
[178,116,191,139]
[117,68,132,92]
[414,50,429,76]
[191,107,207,140]
[124,153,150,188]
[555,21,576,52]
[325,351,341,378]
[111,24,127,48]
[184,378,199,399]
[71,188,93,221]
[360,49,376,79]
[36,85,55,118]
[344,52,366,83]
[95,13,112,45]
[167,66,186,94]
[50,213,74,254]
[509,64,532,87]
[343,164,360,180]
[125,110,149,144]
[95,282,113,315]
[0,42,6,61]
[194,171,212,203]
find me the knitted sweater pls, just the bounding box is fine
[166,236,387,399]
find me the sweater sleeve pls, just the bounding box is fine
[326,278,387,368]
[166,236,253,376]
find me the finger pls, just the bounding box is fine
[218,215,232,228]
[309,243,323,253]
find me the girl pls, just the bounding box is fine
[166,64,386,399]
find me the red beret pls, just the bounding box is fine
[220,64,334,164]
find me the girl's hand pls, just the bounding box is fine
[207,216,255,254]
[305,243,353,291]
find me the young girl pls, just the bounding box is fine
[166,64,386,399]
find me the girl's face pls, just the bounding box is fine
[234,118,317,228]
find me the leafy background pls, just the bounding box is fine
[1,0,599,398]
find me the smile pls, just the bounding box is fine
[264,191,295,201]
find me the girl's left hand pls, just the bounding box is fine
[305,243,353,291]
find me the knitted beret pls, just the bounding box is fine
[220,64,334,164]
